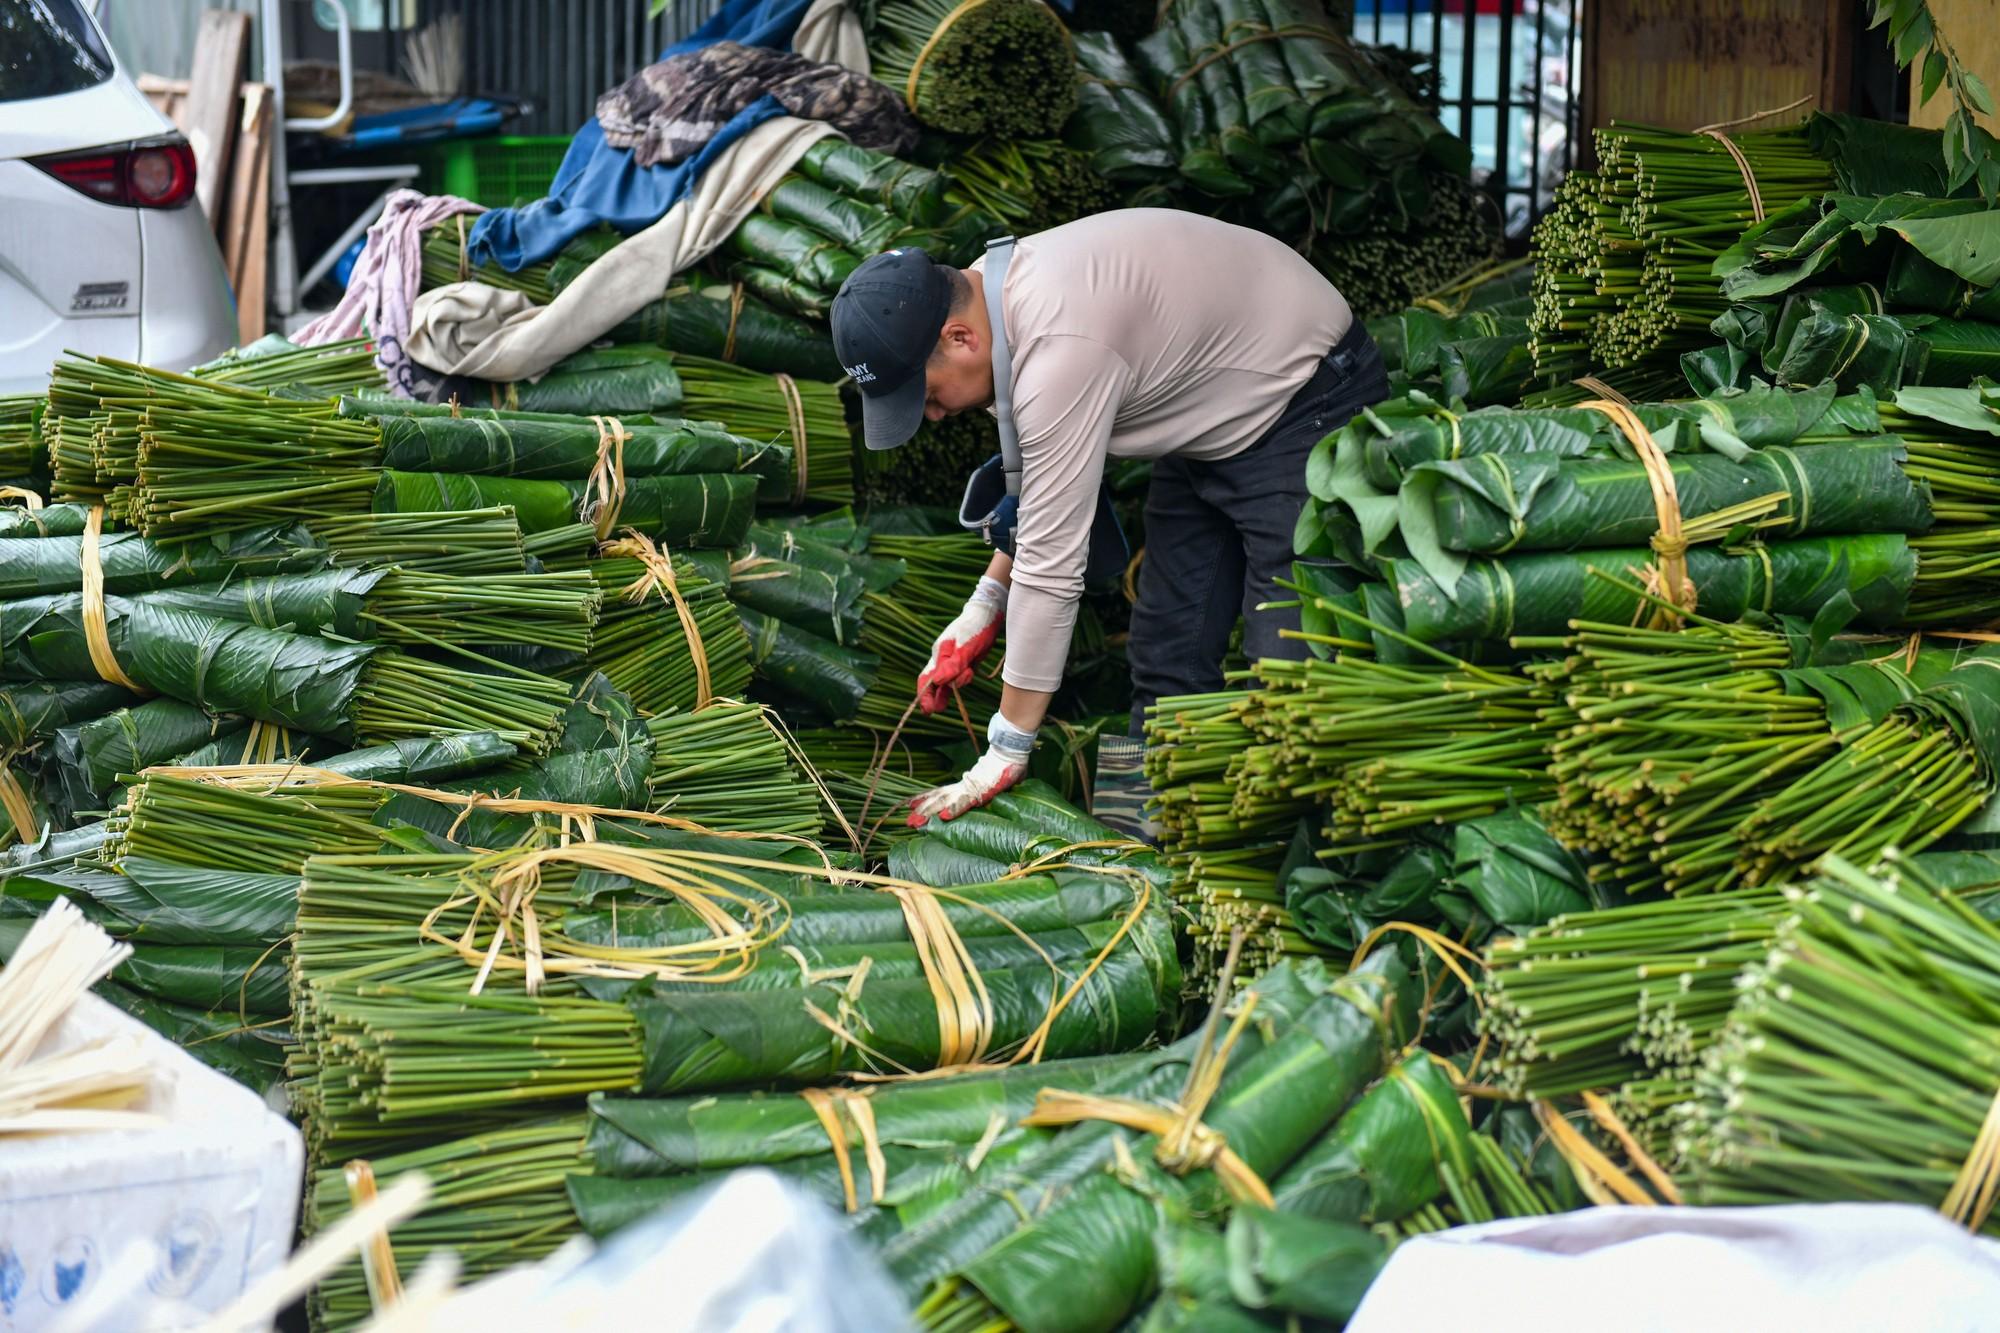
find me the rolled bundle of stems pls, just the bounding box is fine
[1523,616,1819,898]
[1880,402,2000,624]
[1310,170,1502,319]
[671,356,852,505]
[856,532,1006,739]
[572,548,753,714]
[105,773,390,873]
[1528,120,1832,390]
[1482,888,1786,1165]
[1241,655,1551,857]
[418,223,556,303]
[127,397,381,539]
[0,393,41,480]
[1682,852,2000,1223]
[866,0,1077,138]
[645,702,825,837]
[350,652,574,754]
[309,508,530,576]
[944,138,1114,232]
[360,568,602,655]
[193,337,384,395]
[306,1116,588,1333]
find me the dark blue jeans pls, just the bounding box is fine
[1127,322,1389,733]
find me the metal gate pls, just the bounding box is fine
[443,0,724,135]
[1350,0,1584,237]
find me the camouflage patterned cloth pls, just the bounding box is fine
[596,41,919,169]
[1091,734,1160,845]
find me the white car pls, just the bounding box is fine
[0,0,238,392]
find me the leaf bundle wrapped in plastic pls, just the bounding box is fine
[796,138,953,225]
[373,469,757,546]
[1067,32,1178,181]
[866,0,1078,139]
[0,522,326,601]
[485,345,684,416]
[0,599,571,752]
[1377,532,1917,647]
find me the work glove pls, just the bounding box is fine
[907,712,1035,827]
[916,575,1007,714]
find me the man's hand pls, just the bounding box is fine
[907,711,1035,827]
[916,575,1007,714]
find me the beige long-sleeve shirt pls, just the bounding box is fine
[969,208,1353,692]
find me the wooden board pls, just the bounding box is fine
[1910,0,1999,132]
[1581,0,1851,141]
[185,9,251,227]
[136,74,192,132]
[224,84,272,343]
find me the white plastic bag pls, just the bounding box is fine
[1348,1203,2000,1333]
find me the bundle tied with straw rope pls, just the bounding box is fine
[866,0,1078,138]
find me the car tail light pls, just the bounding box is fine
[29,137,197,210]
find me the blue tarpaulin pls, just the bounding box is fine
[466,0,825,271]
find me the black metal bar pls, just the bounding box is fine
[1531,0,1547,215]
[1494,0,1514,203]
[1458,0,1476,146]
[1433,0,1445,75]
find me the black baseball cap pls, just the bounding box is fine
[832,247,954,451]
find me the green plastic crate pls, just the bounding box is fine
[416,135,575,208]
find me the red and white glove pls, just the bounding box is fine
[916,575,1007,714]
[907,712,1035,827]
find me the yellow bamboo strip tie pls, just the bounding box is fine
[722,281,746,363]
[602,529,713,707]
[800,1087,862,1213]
[1580,1090,1683,1205]
[1582,400,1694,627]
[343,1160,407,1314]
[0,765,37,843]
[81,506,147,693]
[1531,1098,1655,1205]
[1692,95,1812,225]
[906,0,991,108]
[890,884,995,1068]
[1022,985,1275,1207]
[584,415,631,540]
[0,486,44,510]
[1572,375,1631,407]
[1943,1086,2000,1231]
[775,372,810,504]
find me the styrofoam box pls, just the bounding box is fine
[0,990,301,1330]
